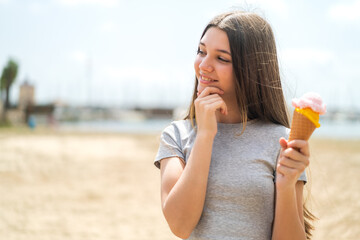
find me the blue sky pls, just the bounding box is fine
[1,0,359,110]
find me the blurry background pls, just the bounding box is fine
[0,0,360,136]
[0,1,359,240]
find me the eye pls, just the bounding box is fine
[197,49,206,56]
[218,56,230,63]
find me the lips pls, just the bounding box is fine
[199,75,218,84]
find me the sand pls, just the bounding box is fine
[0,128,359,240]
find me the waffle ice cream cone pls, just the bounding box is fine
[289,93,326,141]
[289,109,317,141]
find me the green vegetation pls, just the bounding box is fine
[0,58,19,122]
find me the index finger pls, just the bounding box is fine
[288,140,310,156]
[197,86,224,97]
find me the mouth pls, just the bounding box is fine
[199,75,218,84]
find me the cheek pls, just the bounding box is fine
[194,57,201,74]
[220,66,234,82]
[219,66,237,93]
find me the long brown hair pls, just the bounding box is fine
[184,11,316,239]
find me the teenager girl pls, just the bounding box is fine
[154,11,315,240]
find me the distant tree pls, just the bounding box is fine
[0,58,19,111]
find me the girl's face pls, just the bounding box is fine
[194,27,236,97]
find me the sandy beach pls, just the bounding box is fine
[0,127,359,240]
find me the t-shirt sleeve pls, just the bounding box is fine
[154,124,185,169]
[297,170,307,183]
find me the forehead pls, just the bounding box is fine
[200,27,230,50]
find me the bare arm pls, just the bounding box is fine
[160,87,227,239]
[272,139,309,240]
[272,181,306,240]
[160,132,215,239]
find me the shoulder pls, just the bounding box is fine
[250,120,289,139]
[162,119,196,138]
[247,120,288,157]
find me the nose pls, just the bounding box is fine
[199,56,214,73]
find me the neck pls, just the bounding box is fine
[216,105,243,123]
[215,93,243,123]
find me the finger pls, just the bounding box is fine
[195,93,222,106]
[199,93,223,101]
[287,140,310,156]
[207,99,227,115]
[279,137,288,150]
[278,138,288,159]
[198,86,224,98]
[283,148,310,164]
[208,99,228,115]
[196,96,226,113]
[198,86,224,97]
[278,156,308,171]
[196,95,225,112]
[276,164,299,179]
[197,92,228,115]
[200,96,223,107]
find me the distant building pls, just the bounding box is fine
[18,80,35,110]
[18,81,55,125]
[4,80,55,126]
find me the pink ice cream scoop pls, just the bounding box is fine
[289,92,326,140]
[292,92,326,115]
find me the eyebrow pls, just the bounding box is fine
[199,42,231,56]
